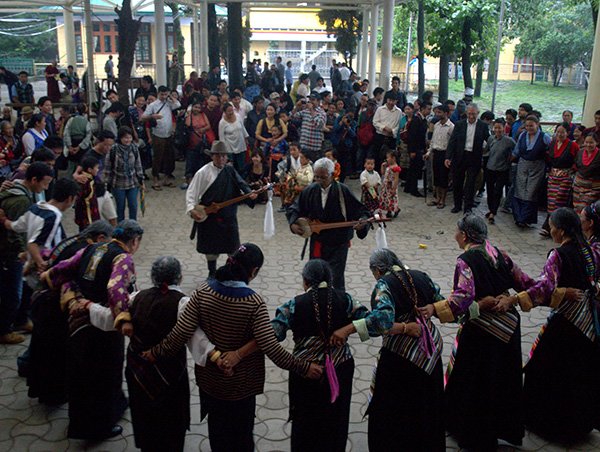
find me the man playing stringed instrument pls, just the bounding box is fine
[287,157,370,290]
[186,141,257,279]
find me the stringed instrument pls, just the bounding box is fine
[295,216,391,239]
[193,183,272,223]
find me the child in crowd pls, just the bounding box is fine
[325,149,341,180]
[279,111,299,143]
[379,149,401,218]
[276,142,302,211]
[264,124,289,183]
[282,149,314,209]
[360,157,381,215]
[244,150,270,204]
[74,156,101,231]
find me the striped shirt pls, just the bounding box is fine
[293,107,326,153]
[152,280,310,401]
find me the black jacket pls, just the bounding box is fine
[446,118,490,166]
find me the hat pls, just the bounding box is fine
[21,106,33,115]
[367,98,378,106]
[309,92,321,100]
[269,92,280,100]
[204,140,231,156]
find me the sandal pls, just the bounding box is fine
[488,216,495,224]
[539,230,551,237]
[437,203,446,209]
[163,182,176,188]
[427,201,439,206]
[152,185,162,191]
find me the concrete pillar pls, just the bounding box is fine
[193,7,200,70]
[63,4,77,70]
[83,0,96,102]
[583,13,600,126]
[368,4,379,93]
[379,0,394,91]
[200,1,209,73]
[404,11,413,91]
[301,40,306,72]
[356,42,361,75]
[360,6,369,79]
[154,0,167,86]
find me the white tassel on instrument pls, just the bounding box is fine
[374,213,388,249]
[264,189,275,239]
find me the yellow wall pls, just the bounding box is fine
[249,10,326,29]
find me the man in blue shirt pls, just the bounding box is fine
[285,61,293,94]
[511,103,532,140]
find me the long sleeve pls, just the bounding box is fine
[512,249,564,311]
[63,118,73,147]
[45,247,86,289]
[372,108,384,134]
[352,279,395,341]
[271,299,294,342]
[446,124,459,161]
[178,296,215,367]
[432,258,476,323]
[79,122,93,150]
[108,253,136,327]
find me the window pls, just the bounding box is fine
[104,36,112,53]
[103,23,111,32]
[135,23,152,62]
[165,24,177,52]
[513,56,532,73]
[75,34,83,63]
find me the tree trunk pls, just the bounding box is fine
[166,3,185,61]
[438,53,449,102]
[487,55,496,83]
[227,2,243,88]
[114,0,141,105]
[417,0,425,97]
[207,4,220,69]
[530,60,535,84]
[461,18,473,91]
[474,63,483,97]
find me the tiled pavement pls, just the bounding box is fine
[1,162,600,451]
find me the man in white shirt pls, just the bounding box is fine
[372,92,403,171]
[186,141,257,279]
[141,85,181,190]
[339,63,351,81]
[425,104,454,208]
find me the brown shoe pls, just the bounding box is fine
[0,332,25,344]
[14,321,33,333]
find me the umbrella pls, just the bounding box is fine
[139,185,146,216]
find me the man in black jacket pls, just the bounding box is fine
[445,103,490,214]
[406,101,432,197]
[288,157,370,290]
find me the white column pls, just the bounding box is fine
[200,0,209,73]
[83,0,96,102]
[193,7,200,70]
[379,0,394,91]
[404,11,413,92]
[583,13,600,125]
[63,4,77,70]
[154,0,167,86]
[301,40,306,72]
[368,4,379,92]
[360,6,369,79]
[356,42,361,75]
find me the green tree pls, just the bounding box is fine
[516,2,594,86]
[317,11,363,68]
[0,15,58,62]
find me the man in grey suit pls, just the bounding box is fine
[445,103,490,214]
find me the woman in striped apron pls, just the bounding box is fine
[330,248,445,452]
[497,207,600,441]
[419,214,530,451]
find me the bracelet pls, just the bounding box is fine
[235,350,242,361]
[84,300,93,310]
[402,322,407,334]
[210,350,221,362]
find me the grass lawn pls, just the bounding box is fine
[411,79,588,125]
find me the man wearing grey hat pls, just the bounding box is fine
[185,141,257,279]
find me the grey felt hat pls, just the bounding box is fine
[204,140,231,156]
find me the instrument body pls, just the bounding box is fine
[194,183,272,223]
[295,216,391,239]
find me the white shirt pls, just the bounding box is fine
[233,104,247,123]
[465,120,477,152]
[297,83,309,99]
[143,98,181,138]
[360,169,381,187]
[22,128,48,156]
[321,183,332,208]
[373,105,402,138]
[240,98,252,115]
[218,117,249,154]
[429,119,455,151]
[339,66,351,80]
[185,162,222,215]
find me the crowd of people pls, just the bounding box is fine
[1,56,600,452]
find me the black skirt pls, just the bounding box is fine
[289,358,354,452]
[445,320,524,451]
[367,347,445,452]
[524,313,600,441]
[27,288,68,404]
[67,326,128,440]
[125,361,190,452]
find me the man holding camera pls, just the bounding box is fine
[292,93,326,161]
[141,85,181,190]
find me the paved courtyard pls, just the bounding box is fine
[1,162,599,451]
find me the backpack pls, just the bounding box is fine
[357,112,375,146]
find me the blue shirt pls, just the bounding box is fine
[285,67,293,85]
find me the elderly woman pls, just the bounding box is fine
[331,249,445,452]
[40,220,144,440]
[0,120,17,175]
[27,220,114,405]
[419,215,530,451]
[497,208,600,441]
[573,132,600,213]
[512,114,551,227]
[145,243,322,452]
[541,121,580,235]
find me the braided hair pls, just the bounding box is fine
[214,243,264,283]
[457,214,499,263]
[369,249,419,310]
[302,259,334,337]
[583,201,600,242]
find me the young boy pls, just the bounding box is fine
[74,156,100,231]
[325,149,341,181]
[360,157,381,214]
[282,149,314,208]
[276,142,302,212]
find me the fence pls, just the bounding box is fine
[0,59,35,76]
[265,49,338,77]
